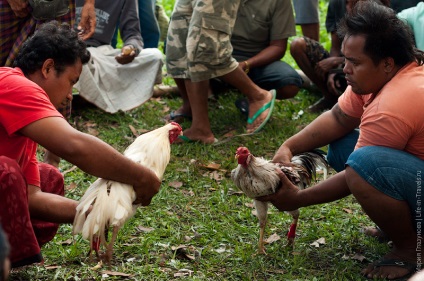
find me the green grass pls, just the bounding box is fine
[9,1,391,280]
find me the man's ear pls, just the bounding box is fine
[41,59,55,78]
[383,57,395,73]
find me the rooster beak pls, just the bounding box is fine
[179,131,183,136]
[235,154,239,159]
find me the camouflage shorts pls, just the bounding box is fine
[166,0,240,82]
[304,36,330,67]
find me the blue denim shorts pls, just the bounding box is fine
[232,51,303,90]
[347,146,424,213]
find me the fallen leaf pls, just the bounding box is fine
[265,233,281,244]
[62,165,78,176]
[169,181,183,188]
[352,253,366,262]
[343,208,353,214]
[310,237,326,247]
[174,269,193,277]
[90,260,102,270]
[171,245,187,251]
[60,238,72,245]
[228,189,243,196]
[45,265,61,270]
[209,170,224,181]
[199,162,221,170]
[101,270,132,277]
[129,125,138,136]
[65,182,77,191]
[137,226,154,233]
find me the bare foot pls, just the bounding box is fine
[362,249,417,280]
[174,128,216,144]
[246,90,275,134]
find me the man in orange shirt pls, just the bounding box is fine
[258,2,424,280]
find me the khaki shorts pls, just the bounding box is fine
[166,0,240,82]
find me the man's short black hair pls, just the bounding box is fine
[338,0,424,66]
[13,21,91,75]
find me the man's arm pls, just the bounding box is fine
[19,117,161,206]
[239,39,287,71]
[77,0,96,40]
[273,103,360,163]
[28,184,78,223]
[6,0,29,18]
[257,169,351,211]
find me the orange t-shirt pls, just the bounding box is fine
[338,62,424,160]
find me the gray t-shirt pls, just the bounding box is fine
[75,0,143,51]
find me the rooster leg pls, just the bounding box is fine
[104,226,120,264]
[287,209,300,246]
[254,200,269,255]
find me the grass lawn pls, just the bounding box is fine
[9,1,391,280]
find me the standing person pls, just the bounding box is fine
[0,0,96,66]
[166,0,276,144]
[258,2,424,280]
[293,0,320,41]
[139,0,160,48]
[0,22,161,268]
[167,0,302,123]
[74,0,163,113]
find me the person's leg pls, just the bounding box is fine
[31,163,65,246]
[164,78,192,123]
[346,146,423,279]
[293,0,320,41]
[179,79,216,143]
[0,156,43,268]
[139,0,160,48]
[247,60,303,99]
[326,129,359,172]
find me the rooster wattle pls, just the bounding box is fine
[72,122,182,263]
[231,147,328,254]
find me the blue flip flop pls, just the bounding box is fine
[247,89,276,133]
[176,135,218,144]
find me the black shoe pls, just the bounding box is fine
[235,98,249,117]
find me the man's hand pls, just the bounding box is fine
[326,73,340,97]
[7,0,29,18]
[77,0,96,40]
[115,45,136,64]
[272,145,293,164]
[132,168,161,206]
[256,169,301,212]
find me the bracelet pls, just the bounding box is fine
[243,61,250,74]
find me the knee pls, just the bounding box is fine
[290,38,306,59]
[38,163,64,196]
[0,156,26,193]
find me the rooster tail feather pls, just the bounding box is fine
[291,149,329,185]
[73,178,106,235]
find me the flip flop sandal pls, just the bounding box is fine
[246,89,276,134]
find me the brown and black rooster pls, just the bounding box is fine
[231,147,328,254]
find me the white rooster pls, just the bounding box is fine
[72,122,182,262]
[231,147,328,254]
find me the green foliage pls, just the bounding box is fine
[12,0,390,280]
